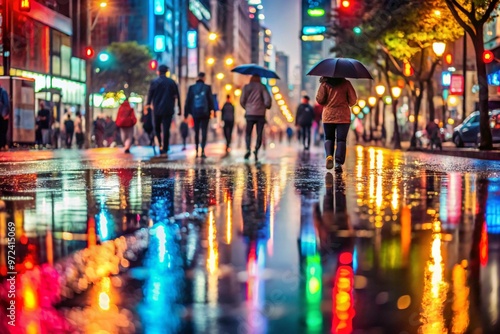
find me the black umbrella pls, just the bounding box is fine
[231,64,280,79]
[307,58,373,79]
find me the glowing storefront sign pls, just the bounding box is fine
[187,30,197,49]
[154,0,165,15]
[154,35,166,52]
[189,0,211,21]
[302,26,326,36]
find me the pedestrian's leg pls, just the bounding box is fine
[154,115,162,152]
[227,121,234,148]
[323,123,335,169]
[306,126,311,149]
[68,132,73,148]
[163,116,172,153]
[193,118,201,156]
[245,120,254,159]
[201,118,209,157]
[254,119,265,158]
[335,124,350,166]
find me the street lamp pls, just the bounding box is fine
[358,99,366,108]
[209,32,218,41]
[234,89,242,97]
[272,86,280,94]
[225,57,234,66]
[206,57,215,65]
[391,87,402,99]
[225,84,233,91]
[391,86,403,149]
[374,85,386,141]
[432,42,446,57]
[216,72,224,80]
[368,96,377,141]
[375,84,386,97]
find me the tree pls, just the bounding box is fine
[93,41,155,98]
[444,0,500,150]
[330,0,462,149]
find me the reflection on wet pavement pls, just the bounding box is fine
[1,146,500,333]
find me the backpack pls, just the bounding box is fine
[0,88,9,119]
[116,102,137,128]
[192,84,209,118]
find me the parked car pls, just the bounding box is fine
[452,110,500,147]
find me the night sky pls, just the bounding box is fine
[262,0,301,82]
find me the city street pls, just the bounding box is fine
[1,143,500,333]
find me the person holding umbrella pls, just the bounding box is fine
[231,64,278,161]
[307,58,371,171]
[240,75,272,161]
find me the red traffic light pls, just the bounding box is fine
[403,60,414,77]
[444,53,453,65]
[84,47,95,59]
[149,60,158,71]
[341,0,351,8]
[20,0,31,12]
[483,50,494,64]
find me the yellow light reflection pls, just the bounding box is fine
[98,277,111,311]
[391,186,399,212]
[419,220,448,333]
[207,210,219,305]
[451,263,469,333]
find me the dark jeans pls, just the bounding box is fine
[223,120,234,147]
[0,117,8,148]
[245,117,265,152]
[66,131,74,148]
[155,114,173,152]
[324,123,350,164]
[76,133,84,149]
[193,117,210,150]
[301,125,311,149]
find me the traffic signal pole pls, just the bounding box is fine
[85,0,93,148]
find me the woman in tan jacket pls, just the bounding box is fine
[316,77,357,171]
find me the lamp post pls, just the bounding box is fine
[368,96,377,141]
[375,84,386,141]
[84,1,108,148]
[391,86,402,149]
[432,41,446,124]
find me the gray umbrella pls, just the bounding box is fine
[307,58,373,79]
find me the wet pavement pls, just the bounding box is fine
[1,143,500,333]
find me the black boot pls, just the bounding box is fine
[244,150,251,160]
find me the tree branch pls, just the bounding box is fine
[480,0,500,25]
[445,0,477,38]
[446,0,474,21]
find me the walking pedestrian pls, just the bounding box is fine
[180,120,189,151]
[0,85,10,151]
[240,75,272,161]
[295,95,314,151]
[221,94,235,153]
[37,102,51,147]
[64,113,74,148]
[104,115,116,147]
[116,101,137,154]
[75,111,84,149]
[316,77,357,171]
[146,65,181,157]
[185,72,215,158]
[93,115,106,147]
[313,103,323,145]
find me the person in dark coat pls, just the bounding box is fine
[184,72,215,158]
[295,95,314,150]
[147,65,181,156]
[221,94,235,153]
[64,113,74,148]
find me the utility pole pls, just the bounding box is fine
[84,0,93,148]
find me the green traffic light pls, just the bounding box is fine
[307,8,325,17]
[98,52,110,62]
[353,27,362,35]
